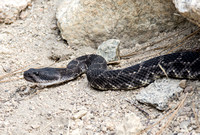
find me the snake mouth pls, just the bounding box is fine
[23,70,38,83]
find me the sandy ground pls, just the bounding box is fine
[1,0,200,135]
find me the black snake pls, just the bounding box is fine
[24,51,200,90]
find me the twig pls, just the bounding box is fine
[192,101,200,128]
[126,99,150,118]
[0,77,23,83]
[107,60,120,65]
[0,60,56,84]
[137,107,175,135]
[40,121,54,133]
[120,27,190,58]
[166,28,200,54]
[0,63,32,80]
[156,93,188,135]
[158,64,168,78]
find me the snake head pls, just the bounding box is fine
[23,68,62,86]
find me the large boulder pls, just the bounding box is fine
[173,0,200,27]
[56,0,184,48]
[0,0,31,24]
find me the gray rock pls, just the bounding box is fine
[56,0,184,48]
[136,78,183,111]
[96,39,120,62]
[0,0,31,24]
[173,0,200,27]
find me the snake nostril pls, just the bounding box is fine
[25,72,30,76]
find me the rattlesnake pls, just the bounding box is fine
[24,51,200,90]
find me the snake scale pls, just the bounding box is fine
[24,51,200,90]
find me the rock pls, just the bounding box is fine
[72,110,87,120]
[180,120,190,130]
[71,128,82,135]
[184,86,194,93]
[173,0,200,27]
[0,0,31,24]
[2,65,11,73]
[106,122,115,131]
[0,46,12,54]
[179,80,187,89]
[56,0,184,48]
[96,39,120,62]
[30,122,40,129]
[116,113,143,135]
[136,78,183,111]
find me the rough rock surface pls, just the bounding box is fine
[56,0,184,48]
[96,39,120,62]
[136,78,183,111]
[173,0,200,27]
[0,0,31,24]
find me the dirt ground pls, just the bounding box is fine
[1,0,200,135]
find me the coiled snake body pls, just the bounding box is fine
[24,51,200,90]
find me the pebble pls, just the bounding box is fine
[115,113,143,135]
[106,122,115,131]
[71,128,81,135]
[180,120,190,130]
[179,80,187,89]
[184,86,194,93]
[2,65,11,73]
[0,46,12,54]
[72,110,87,120]
[85,125,93,130]
[30,122,40,129]
[20,10,29,20]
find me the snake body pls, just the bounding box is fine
[24,51,200,90]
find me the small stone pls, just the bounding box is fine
[106,122,115,131]
[2,65,11,73]
[102,102,108,108]
[115,113,143,135]
[4,90,9,92]
[28,106,35,110]
[96,39,120,62]
[184,86,194,93]
[72,110,87,120]
[179,80,187,89]
[31,122,40,129]
[20,10,29,20]
[50,24,57,30]
[71,128,81,135]
[0,46,12,54]
[180,120,190,130]
[85,125,93,130]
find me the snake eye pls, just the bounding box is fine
[26,73,30,76]
[34,72,40,76]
